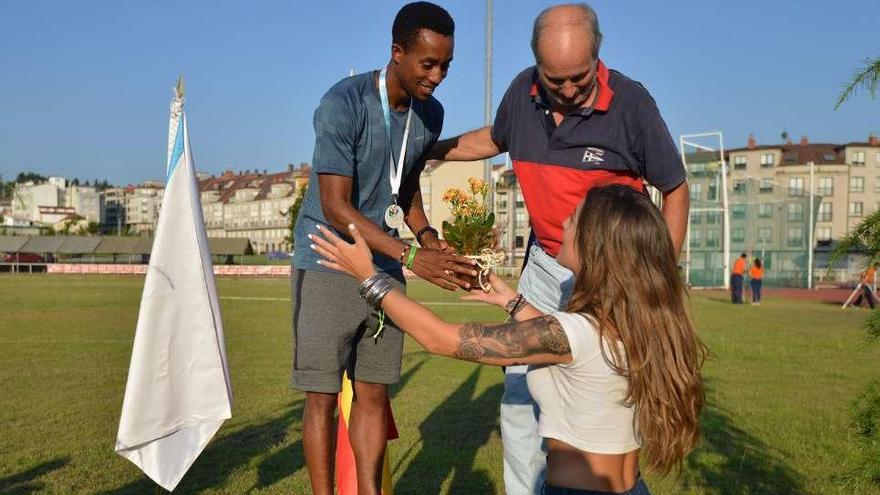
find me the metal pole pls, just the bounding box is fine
[510,177,517,266]
[678,136,691,286]
[719,133,731,290]
[808,161,814,289]
[483,0,493,202]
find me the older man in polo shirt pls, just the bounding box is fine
[430,3,689,494]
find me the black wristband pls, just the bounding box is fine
[504,294,525,316]
[415,226,439,246]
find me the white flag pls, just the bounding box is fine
[115,80,232,492]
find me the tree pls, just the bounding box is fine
[831,55,880,487]
[15,172,47,184]
[835,57,880,110]
[283,184,308,249]
[0,173,11,200]
[58,214,87,235]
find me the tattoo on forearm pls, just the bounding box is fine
[453,315,570,363]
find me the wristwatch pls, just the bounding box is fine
[415,226,439,246]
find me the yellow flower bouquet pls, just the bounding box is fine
[441,178,506,291]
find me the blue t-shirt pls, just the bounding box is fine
[294,71,444,273]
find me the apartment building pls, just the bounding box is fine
[200,168,309,253]
[686,133,880,286]
[102,188,126,234]
[123,181,165,235]
[494,168,530,267]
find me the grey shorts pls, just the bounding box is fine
[291,268,405,393]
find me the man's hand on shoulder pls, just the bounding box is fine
[428,126,502,162]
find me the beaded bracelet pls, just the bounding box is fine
[398,242,410,264]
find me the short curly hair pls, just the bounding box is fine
[392,2,455,50]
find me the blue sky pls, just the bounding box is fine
[0,0,877,185]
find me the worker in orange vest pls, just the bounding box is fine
[731,253,747,304]
[749,258,764,305]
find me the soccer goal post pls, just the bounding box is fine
[680,132,730,289]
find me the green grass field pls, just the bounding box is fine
[1,275,878,494]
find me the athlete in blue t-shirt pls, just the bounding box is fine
[292,3,475,495]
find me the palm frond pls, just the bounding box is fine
[827,208,880,273]
[862,310,880,344]
[835,57,880,109]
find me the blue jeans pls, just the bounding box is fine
[750,279,762,302]
[731,274,744,303]
[502,242,574,494]
[543,478,651,495]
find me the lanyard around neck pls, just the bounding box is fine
[378,67,412,203]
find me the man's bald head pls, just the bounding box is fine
[531,3,602,66]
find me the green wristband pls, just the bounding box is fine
[405,244,418,270]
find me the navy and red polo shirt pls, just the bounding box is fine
[492,61,685,257]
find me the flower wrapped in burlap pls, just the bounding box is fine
[441,178,506,292]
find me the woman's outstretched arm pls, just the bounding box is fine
[310,224,572,366]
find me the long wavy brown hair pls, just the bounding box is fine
[566,184,708,475]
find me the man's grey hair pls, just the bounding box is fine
[531,3,602,65]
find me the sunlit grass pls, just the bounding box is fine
[0,276,878,494]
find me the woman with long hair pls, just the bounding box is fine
[309,185,708,494]
[749,258,764,305]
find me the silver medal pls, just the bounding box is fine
[378,68,411,233]
[385,204,404,229]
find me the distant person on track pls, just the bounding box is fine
[731,253,747,304]
[749,258,764,305]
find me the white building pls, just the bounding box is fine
[123,182,164,235]
[66,185,101,223]
[11,179,65,223]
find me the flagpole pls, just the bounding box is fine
[115,76,232,492]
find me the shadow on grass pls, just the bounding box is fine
[682,379,806,494]
[395,366,503,493]
[252,354,430,492]
[100,357,433,494]
[99,400,305,495]
[391,355,430,400]
[700,295,737,305]
[0,457,69,495]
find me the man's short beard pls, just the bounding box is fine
[545,82,595,112]
[549,92,589,112]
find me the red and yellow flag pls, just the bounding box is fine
[335,372,398,494]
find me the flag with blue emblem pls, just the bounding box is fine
[115,76,232,492]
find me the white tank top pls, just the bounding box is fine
[526,311,640,454]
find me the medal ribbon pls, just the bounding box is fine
[378,67,412,204]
